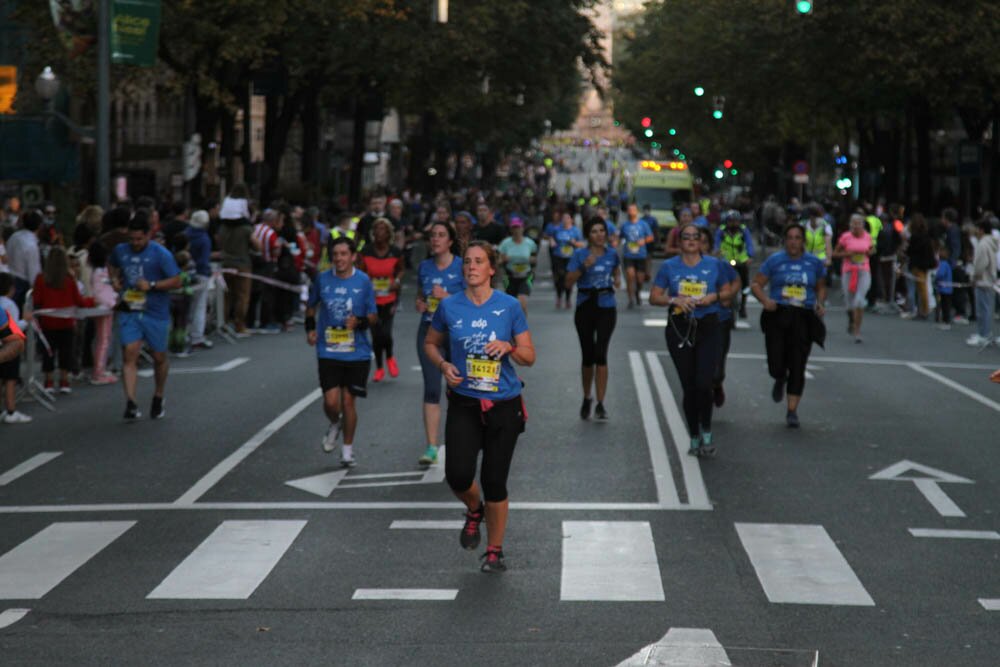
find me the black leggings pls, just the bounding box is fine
[763,307,814,396]
[41,328,74,373]
[665,315,721,437]
[445,393,525,503]
[552,256,571,300]
[574,299,617,366]
[372,302,396,368]
[714,319,733,386]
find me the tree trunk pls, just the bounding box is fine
[220,109,236,194]
[300,88,320,189]
[262,90,305,203]
[914,97,932,214]
[348,101,366,207]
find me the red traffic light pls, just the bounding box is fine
[723,159,733,169]
[641,117,652,128]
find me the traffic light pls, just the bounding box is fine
[641,117,652,128]
[712,95,725,120]
[730,168,739,176]
[672,149,680,156]
[836,177,853,189]
[723,159,733,169]
[694,86,705,97]
[644,128,654,138]
[796,0,813,14]
[650,141,661,149]
[714,169,724,179]
[668,128,677,136]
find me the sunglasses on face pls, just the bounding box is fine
[680,233,700,240]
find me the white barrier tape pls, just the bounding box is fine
[220,268,304,294]
[29,319,52,356]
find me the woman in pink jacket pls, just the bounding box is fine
[88,241,118,384]
[833,213,873,343]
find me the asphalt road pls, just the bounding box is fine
[1,254,998,666]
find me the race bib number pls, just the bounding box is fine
[123,289,147,311]
[324,327,355,353]
[627,241,641,254]
[559,244,574,257]
[850,253,866,264]
[781,284,807,304]
[466,355,501,393]
[678,280,708,298]
[510,262,531,278]
[373,277,392,296]
[427,296,441,313]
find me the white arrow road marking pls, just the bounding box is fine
[804,370,815,380]
[390,520,464,530]
[139,357,249,377]
[870,459,973,518]
[335,447,447,490]
[0,452,62,486]
[0,608,29,630]
[615,627,731,667]
[284,470,349,498]
[909,529,1000,540]
[979,599,1000,611]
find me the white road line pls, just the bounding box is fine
[644,351,711,510]
[175,389,322,504]
[284,470,348,498]
[353,589,457,601]
[0,452,62,486]
[560,521,665,601]
[148,520,306,599]
[735,523,875,606]
[907,363,1000,414]
[213,357,251,372]
[389,520,464,530]
[0,521,135,599]
[979,599,1000,610]
[643,318,668,327]
[0,608,29,630]
[912,479,965,517]
[722,352,998,371]
[0,501,694,513]
[345,472,423,481]
[804,370,815,380]
[628,351,681,509]
[909,528,1000,540]
[616,627,731,667]
[138,357,250,378]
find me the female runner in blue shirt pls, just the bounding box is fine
[565,217,621,420]
[649,222,730,457]
[414,221,465,466]
[423,241,535,573]
[751,222,827,427]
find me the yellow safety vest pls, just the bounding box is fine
[330,228,364,254]
[805,225,827,259]
[865,215,882,251]
[719,226,749,263]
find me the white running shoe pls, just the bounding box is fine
[966,334,989,346]
[2,410,32,424]
[322,422,341,453]
[734,319,751,330]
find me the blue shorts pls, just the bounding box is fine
[118,312,170,353]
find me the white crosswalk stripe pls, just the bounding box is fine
[147,520,306,600]
[0,521,135,599]
[560,521,665,601]
[735,523,875,606]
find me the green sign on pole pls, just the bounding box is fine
[110,0,161,66]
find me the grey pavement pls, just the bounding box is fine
[1,262,998,666]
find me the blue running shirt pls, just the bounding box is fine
[430,291,528,400]
[109,242,180,321]
[715,257,739,322]
[417,256,465,323]
[552,226,583,259]
[308,268,377,362]
[758,251,826,308]
[619,220,653,259]
[568,247,619,308]
[653,255,726,319]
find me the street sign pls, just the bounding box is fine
[792,160,809,175]
[793,173,809,184]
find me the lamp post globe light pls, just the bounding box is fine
[35,66,60,101]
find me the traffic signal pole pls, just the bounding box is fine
[97,0,111,208]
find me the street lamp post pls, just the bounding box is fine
[33,0,110,208]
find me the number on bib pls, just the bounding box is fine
[373,277,392,296]
[466,355,501,393]
[427,296,441,313]
[781,284,807,303]
[324,327,355,353]
[678,280,707,298]
[123,289,147,311]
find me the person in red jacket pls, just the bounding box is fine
[32,246,94,394]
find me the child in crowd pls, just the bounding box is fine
[169,249,195,355]
[0,273,31,423]
[934,243,954,331]
[31,246,94,395]
[88,241,118,384]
